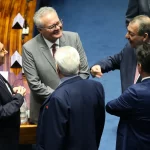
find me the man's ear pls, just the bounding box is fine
[143,33,149,42]
[37,28,42,33]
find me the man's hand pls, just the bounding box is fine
[90,65,103,78]
[13,86,26,96]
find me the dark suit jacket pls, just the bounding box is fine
[36,76,105,150]
[106,78,150,150]
[0,74,24,150]
[22,31,89,124]
[94,43,136,92]
[126,0,150,26]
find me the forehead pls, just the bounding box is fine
[40,12,59,26]
[127,21,139,33]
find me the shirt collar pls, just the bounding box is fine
[43,36,59,48]
[60,75,78,84]
[141,76,150,81]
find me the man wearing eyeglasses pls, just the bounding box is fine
[91,15,150,93]
[22,7,89,124]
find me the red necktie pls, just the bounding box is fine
[51,44,57,57]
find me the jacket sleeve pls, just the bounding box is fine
[125,0,138,26]
[22,46,54,101]
[75,33,90,79]
[92,50,123,73]
[0,93,24,119]
[106,85,137,117]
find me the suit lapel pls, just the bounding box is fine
[38,35,57,72]
[0,74,13,96]
[39,32,67,72]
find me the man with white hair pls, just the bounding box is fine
[36,46,105,150]
[22,7,89,124]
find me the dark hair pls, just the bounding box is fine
[136,44,150,73]
[130,15,150,37]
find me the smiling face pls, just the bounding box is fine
[38,12,63,43]
[125,22,145,48]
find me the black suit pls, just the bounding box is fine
[126,0,150,26]
[0,74,24,150]
[93,43,137,92]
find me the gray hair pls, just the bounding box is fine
[54,46,80,76]
[33,7,57,28]
[130,15,150,37]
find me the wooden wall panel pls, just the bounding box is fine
[0,0,37,108]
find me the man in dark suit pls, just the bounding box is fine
[106,44,150,150]
[91,15,150,92]
[36,46,105,150]
[126,0,150,26]
[22,7,89,124]
[0,42,26,150]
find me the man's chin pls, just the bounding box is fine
[129,42,135,48]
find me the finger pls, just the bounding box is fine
[3,48,8,54]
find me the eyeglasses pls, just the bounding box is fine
[40,19,63,30]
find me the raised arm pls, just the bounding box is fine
[0,86,25,119]
[106,86,137,117]
[91,50,123,77]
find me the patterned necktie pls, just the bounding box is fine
[51,44,57,57]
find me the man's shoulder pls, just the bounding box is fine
[23,34,41,47]
[63,31,78,37]
[82,79,103,86]
[67,78,104,92]
[127,82,146,95]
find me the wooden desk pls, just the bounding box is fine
[19,124,37,144]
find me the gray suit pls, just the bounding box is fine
[22,31,89,124]
[126,0,150,26]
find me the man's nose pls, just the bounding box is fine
[125,32,129,39]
